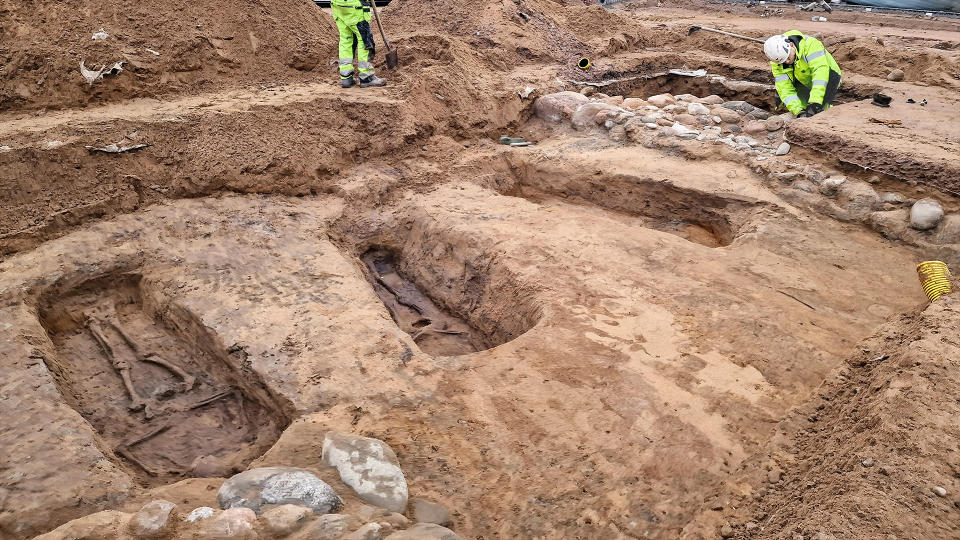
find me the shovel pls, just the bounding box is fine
[368,0,399,69]
[688,25,765,44]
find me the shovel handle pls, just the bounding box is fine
[691,25,766,44]
[368,0,392,49]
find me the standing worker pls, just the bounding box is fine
[331,0,386,88]
[763,30,841,117]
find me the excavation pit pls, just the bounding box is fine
[595,70,870,111]
[504,161,763,248]
[38,273,288,486]
[361,246,537,356]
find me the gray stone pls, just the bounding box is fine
[792,180,817,193]
[608,125,627,142]
[647,93,675,107]
[344,523,384,540]
[218,466,343,515]
[35,511,129,540]
[934,215,960,245]
[293,514,362,540]
[603,119,615,129]
[881,192,905,205]
[533,92,589,123]
[932,486,947,497]
[571,103,619,130]
[766,116,785,131]
[380,513,411,530]
[696,115,712,125]
[868,209,911,240]
[262,505,313,536]
[861,458,874,467]
[805,167,825,184]
[198,508,258,540]
[728,124,742,133]
[887,69,905,81]
[186,507,217,523]
[743,121,767,135]
[130,500,177,539]
[676,131,699,140]
[819,176,846,196]
[775,142,791,156]
[910,198,944,230]
[748,108,771,120]
[687,102,710,116]
[713,107,741,123]
[384,523,462,540]
[770,171,802,184]
[720,523,735,538]
[722,100,746,110]
[733,135,757,146]
[837,180,881,216]
[322,432,408,513]
[410,498,453,528]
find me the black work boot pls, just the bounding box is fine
[359,74,386,88]
[341,77,356,88]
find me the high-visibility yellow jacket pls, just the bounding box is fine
[771,30,842,115]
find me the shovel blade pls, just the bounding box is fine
[386,47,399,70]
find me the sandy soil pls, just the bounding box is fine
[1,0,959,539]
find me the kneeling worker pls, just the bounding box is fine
[764,31,841,117]
[332,0,386,88]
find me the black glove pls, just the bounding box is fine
[356,21,376,59]
[797,111,811,118]
[805,102,824,116]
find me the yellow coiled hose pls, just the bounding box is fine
[917,261,952,302]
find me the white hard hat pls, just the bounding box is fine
[764,34,792,63]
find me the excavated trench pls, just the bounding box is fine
[502,161,767,247]
[595,68,877,111]
[38,273,289,487]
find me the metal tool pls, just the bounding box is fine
[368,0,398,69]
[688,25,766,44]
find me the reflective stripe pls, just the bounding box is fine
[812,79,828,87]
[338,59,353,66]
[804,50,826,63]
[774,74,790,82]
[358,61,374,70]
[782,95,800,104]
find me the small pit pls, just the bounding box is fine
[38,273,288,486]
[360,245,538,356]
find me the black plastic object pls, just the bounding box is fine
[871,93,893,107]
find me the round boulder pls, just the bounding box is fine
[533,92,589,123]
[130,500,177,538]
[910,198,944,230]
[217,466,342,515]
[647,93,676,108]
[322,432,408,513]
[887,69,905,81]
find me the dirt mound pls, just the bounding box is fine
[387,0,637,66]
[829,37,960,90]
[0,0,336,112]
[736,294,960,538]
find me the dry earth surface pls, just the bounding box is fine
[1,0,959,539]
